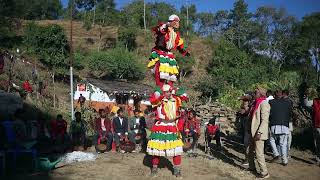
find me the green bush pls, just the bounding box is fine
[218,86,244,110]
[118,27,137,51]
[88,48,145,80]
[24,22,69,68]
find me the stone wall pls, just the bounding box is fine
[194,102,238,135]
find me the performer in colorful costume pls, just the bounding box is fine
[147,84,188,178]
[146,14,190,178]
[147,14,190,87]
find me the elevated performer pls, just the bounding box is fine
[148,14,190,88]
[147,84,188,178]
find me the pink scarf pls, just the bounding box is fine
[250,97,266,119]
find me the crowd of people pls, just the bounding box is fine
[237,86,320,179]
[0,104,206,154]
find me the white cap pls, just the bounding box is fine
[168,14,180,22]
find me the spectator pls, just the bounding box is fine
[50,114,68,147]
[312,86,320,166]
[282,89,293,158]
[113,108,134,152]
[182,109,200,153]
[269,90,291,166]
[70,112,87,149]
[129,110,147,152]
[78,94,86,107]
[248,87,270,179]
[238,93,253,165]
[12,109,37,149]
[22,80,33,93]
[206,117,222,150]
[94,109,113,152]
[266,90,274,102]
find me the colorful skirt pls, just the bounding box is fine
[147,121,184,157]
[147,49,179,82]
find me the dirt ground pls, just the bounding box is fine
[6,139,319,180]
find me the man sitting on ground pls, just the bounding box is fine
[206,116,222,150]
[70,112,87,150]
[94,109,113,152]
[129,110,147,152]
[113,108,135,153]
[182,110,200,153]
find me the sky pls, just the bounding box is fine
[61,0,320,19]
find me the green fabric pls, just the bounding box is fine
[150,52,159,59]
[159,57,177,66]
[150,133,178,141]
[176,87,186,96]
[154,86,162,94]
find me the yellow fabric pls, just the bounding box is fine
[159,64,179,74]
[147,58,159,68]
[163,99,176,120]
[177,38,184,47]
[111,106,119,114]
[175,97,182,108]
[147,139,184,150]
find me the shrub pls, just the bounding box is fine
[218,86,244,110]
[88,48,145,80]
[118,27,137,51]
[24,22,69,68]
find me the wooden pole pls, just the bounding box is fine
[144,0,146,35]
[70,0,75,121]
[186,1,189,37]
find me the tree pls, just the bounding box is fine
[253,6,296,75]
[95,0,119,26]
[88,48,145,80]
[180,4,197,35]
[227,0,253,49]
[24,23,69,68]
[287,12,320,83]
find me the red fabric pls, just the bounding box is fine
[313,98,320,128]
[173,155,181,165]
[249,97,266,118]
[206,124,219,135]
[95,117,112,133]
[50,119,67,139]
[184,118,200,136]
[151,123,178,133]
[152,155,181,166]
[152,156,160,166]
[22,80,33,93]
[177,116,185,132]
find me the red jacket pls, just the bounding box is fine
[22,80,33,93]
[184,118,200,136]
[50,119,67,139]
[95,117,112,133]
[313,98,320,128]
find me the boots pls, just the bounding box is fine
[173,166,182,179]
[151,166,158,177]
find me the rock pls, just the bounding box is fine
[0,91,23,119]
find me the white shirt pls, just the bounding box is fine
[135,118,140,124]
[101,118,106,131]
[119,117,123,126]
[270,125,289,135]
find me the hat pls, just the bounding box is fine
[168,14,180,22]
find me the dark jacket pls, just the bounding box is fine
[113,116,129,134]
[95,117,112,133]
[269,98,292,127]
